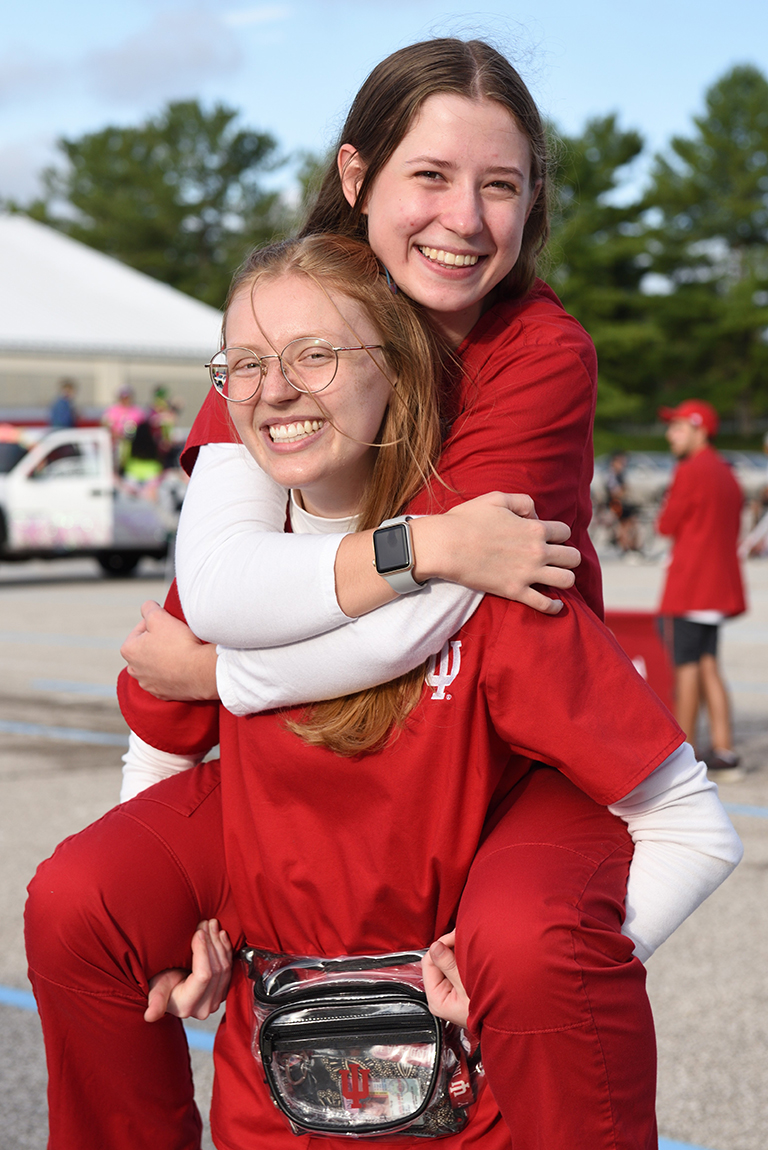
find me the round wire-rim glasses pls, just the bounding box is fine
[206,338,384,403]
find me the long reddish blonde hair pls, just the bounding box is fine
[225,234,452,754]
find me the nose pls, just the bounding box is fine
[258,355,297,404]
[440,180,484,239]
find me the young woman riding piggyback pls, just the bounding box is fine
[156,36,601,723]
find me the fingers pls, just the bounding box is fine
[144,969,186,1023]
[428,938,462,982]
[539,520,573,545]
[421,932,470,1029]
[177,920,233,1021]
[120,603,160,665]
[517,589,564,615]
[120,619,147,662]
[141,600,163,624]
[500,492,537,520]
[144,920,233,1025]
[546,542,581,569]
[200,919,233,1016]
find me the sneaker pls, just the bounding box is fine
[703,748,745,780]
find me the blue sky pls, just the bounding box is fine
[3,0,768,203]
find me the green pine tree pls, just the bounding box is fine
[644,65,768,429]
[18,100,287,308]
[547,115,659,426]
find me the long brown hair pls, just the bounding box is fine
[301,38,549,302]
[225,234,448,754]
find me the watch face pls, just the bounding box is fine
[373,523,411,574]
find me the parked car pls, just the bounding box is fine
[0,426,182,575]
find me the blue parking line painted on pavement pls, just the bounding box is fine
[0,982,214,1051]
[0,987,721,1136]
[32,678,117,698]
[0,719,128,746]
[0,984,37,1011]
[187,1028,215,1052]
[659,1141,713,1150]
[723,801,768,819]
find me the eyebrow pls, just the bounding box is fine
[403,156,528,181]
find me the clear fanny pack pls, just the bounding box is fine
[240,946,483,1139]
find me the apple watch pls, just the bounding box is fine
[372,516,426,594]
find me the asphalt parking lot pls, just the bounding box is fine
[0,552,766,1150]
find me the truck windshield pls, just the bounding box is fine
[0,442,28,473]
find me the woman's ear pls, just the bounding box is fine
[338,144,367,210]
[525,179,543,223]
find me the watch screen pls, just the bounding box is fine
[374,523,411,574]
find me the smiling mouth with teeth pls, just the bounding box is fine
[269,419,324,443]
[418,246,480,268]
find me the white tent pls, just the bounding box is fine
[0,214,223,416]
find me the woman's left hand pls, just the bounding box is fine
[144,919,233,1023]
[421,930,470,1028]
[121,600,219,700]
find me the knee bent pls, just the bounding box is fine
[25,838,106,977]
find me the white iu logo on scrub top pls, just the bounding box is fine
[426,640,462,700]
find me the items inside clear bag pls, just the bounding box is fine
[242,947,482,1139]
[261,999,442,1133]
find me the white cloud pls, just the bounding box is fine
[0,135,59,202]
[0,47,71,107]
[84,6,245,104]
[223,6,291,28]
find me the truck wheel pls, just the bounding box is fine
[96,551,141,577]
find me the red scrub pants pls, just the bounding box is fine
[25,763,657,1150]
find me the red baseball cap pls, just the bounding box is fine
[658,399,719,437]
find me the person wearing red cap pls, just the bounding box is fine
[657,399,746,775]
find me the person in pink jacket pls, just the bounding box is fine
[657,399,746,775]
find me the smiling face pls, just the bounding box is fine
[224,273,393,519]
[339,93,539,346]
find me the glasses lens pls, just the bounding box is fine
[281,338,338,394]
[209,348,263,402]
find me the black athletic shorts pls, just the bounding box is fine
[658,616,720,666]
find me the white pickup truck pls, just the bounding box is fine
[0,426,182,575]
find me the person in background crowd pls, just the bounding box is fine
[148,386,179,466]
[122,419,164,498]
[657,399,746,777]
[49,379,77,428]
[740,429,768,558]
[606,451,640,553]
[102,386,146,472]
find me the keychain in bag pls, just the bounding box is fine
[240,947,483,1139]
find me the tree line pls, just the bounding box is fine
[6,64,768,442]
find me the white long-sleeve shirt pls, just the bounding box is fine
[175,444,481,715]
[123,463,742,961]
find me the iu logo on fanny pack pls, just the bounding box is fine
[340,1063,371,1109]
[426,640,462,700]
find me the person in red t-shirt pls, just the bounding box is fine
[657,399,746,775]
[26,236,742,1150]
